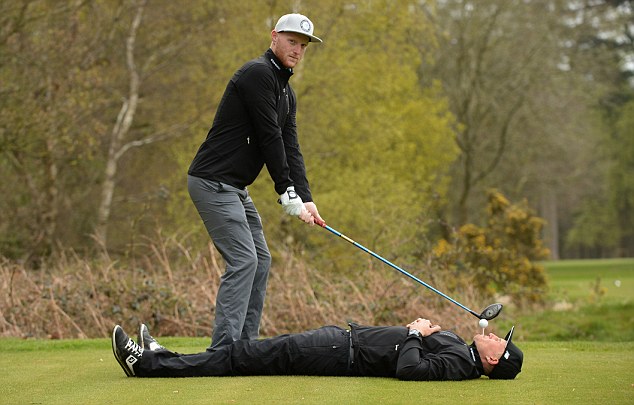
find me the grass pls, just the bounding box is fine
[543,258,634,304]
[1,338,632,405]
[1,258,633,404]
[493,258,634,342]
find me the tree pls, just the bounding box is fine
[94,0,206,246]
[0,0,217,257]
[1,1,106,258]
[562,0,634,257]
[567,98,634,257]
[421,0,632,259]
[609,99,634,256]
[241,0,459,271]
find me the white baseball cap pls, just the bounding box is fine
[274,13,322,43]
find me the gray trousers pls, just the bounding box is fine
[188,175,272,350]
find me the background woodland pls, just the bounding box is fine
[1,0,632,338]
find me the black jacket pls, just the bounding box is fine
[188,49,312,201]
[351,324,482,381]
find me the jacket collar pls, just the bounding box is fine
[265,48,293,79]
[469,342,485,376]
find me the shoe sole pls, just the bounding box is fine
[138,324,145,350]
[112,325,134,377]
[139,323,165,351]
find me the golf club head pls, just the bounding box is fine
[479,303,503,320]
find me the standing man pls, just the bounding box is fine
[187,14,324,350]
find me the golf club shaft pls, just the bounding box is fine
[314,218,481,318]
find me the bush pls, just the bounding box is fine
[431,190,549,305]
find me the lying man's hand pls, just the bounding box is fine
[406,318,442,337]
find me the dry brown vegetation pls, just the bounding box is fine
[0,234,486,341]
[1,191,549,342]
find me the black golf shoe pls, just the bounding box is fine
[112,325,143,377]
[139,323,166,351]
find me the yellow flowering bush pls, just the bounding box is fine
[432,190,549,305]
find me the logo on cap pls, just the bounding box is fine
[300,19,311,33]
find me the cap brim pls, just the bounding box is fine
[503,326,514,350]
[307,34,322,43]
[277,29,322,43]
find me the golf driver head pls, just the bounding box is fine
[479,303,503,320]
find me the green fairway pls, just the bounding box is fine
[544,258,634,304]
[500,258,634,342]
[0,338,632,405]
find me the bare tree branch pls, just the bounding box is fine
[95,0,147,245]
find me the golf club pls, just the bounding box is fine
[314,218,503,320]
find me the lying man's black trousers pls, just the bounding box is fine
[137,324,406,378]
[139,326,350,377]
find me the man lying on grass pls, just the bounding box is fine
[112,317,523,381]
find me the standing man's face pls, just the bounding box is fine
[270,31,310,68]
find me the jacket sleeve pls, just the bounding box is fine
[395,335,473,381]
[236,63,293,195]
[282,87,312,202]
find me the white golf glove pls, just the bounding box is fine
[279,186,304,216]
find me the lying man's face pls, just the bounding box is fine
[473,333,507,367]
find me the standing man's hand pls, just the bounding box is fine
[299,202,323,226]
[279,187,324,225]
[279,186,304,216]
[406,318,442,337]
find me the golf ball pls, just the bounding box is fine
[478,319,488,328]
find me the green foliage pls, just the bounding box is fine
[246,0,457,272]
[431,190,549,304]
[430,0,633,259]
[566,98,634,257]
[1,0,630,263]
[306,0,457,236]
[565,197,620,254]
[608,98,634,255]
[0,1,110,256]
